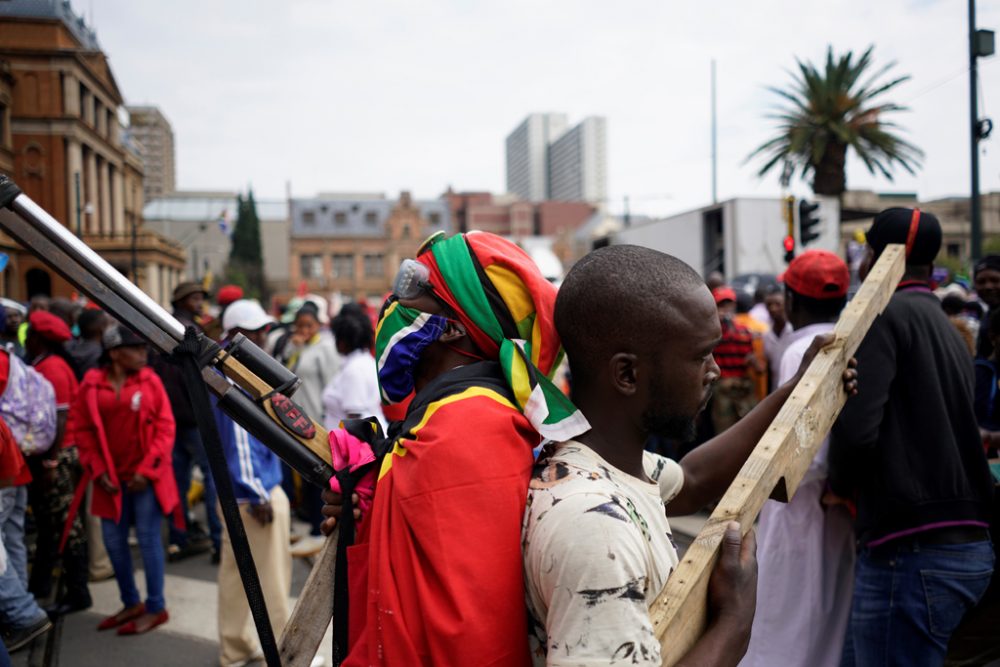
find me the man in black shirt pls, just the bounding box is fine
[974,255,1000,359]
[831,208,994,665]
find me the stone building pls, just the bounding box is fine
[289,192,450,302]
[0,0,185,304]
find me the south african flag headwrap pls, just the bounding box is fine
[417,231,590,442]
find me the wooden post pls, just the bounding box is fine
[279,532,339,667]
[650,244,906,665]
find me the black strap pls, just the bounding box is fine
[173,327,280,667]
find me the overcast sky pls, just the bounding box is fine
[79,0,1000,218]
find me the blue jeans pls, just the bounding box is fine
[101,485,167,613]
[168,426,220,550]
[0,486,46,630]
[843,537,994,666]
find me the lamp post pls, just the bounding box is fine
[969,0,995,261]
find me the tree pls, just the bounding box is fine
[226,188,266,300]
[748,45,923,197]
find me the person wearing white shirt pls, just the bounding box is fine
[321,305,385,431]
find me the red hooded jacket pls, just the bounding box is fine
[72,365,179,522]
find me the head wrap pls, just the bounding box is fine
[28,310,72,343]
[866,207,941,264]
[417,232,589,441]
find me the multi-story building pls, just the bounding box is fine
[547,115,607,204]
[0,0,185,305]
[289,192,450,302]
[143,191,290,294]
[0,60,13,175]
[126,105,175,202]
[505,113,567,202]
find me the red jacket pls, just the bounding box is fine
[72,366,179,522]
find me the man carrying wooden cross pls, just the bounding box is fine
[522,244,858,666]
[829,208,995,665]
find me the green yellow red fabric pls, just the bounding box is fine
[343,361,536,667]
[416,232,589,441]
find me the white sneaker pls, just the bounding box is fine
[309,657,326,667]
[289,534,326,558]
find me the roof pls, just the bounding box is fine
[290,197,450,238]
[0,0,100,50]
[143,194,288,223]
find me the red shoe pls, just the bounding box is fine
[97,604,145,631]
[117,609,169,635]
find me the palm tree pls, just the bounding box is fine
[748,45,923,197]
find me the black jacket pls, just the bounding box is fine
[830,287,994,546]
[151,309,201,428]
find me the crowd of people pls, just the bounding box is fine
[0,282,381,666]
[0,208,995,666]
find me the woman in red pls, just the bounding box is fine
[24,311,90,614]
[72,324,177,635]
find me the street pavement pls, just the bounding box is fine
[12,511,708,666]
[13,517,333,667]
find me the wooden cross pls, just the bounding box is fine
[650,244,905,665]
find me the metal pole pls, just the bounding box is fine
[711,59,718,204]
[970,0,982,261]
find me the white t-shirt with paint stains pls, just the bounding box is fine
[523,441,685,666]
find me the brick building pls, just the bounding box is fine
[289,192,450,302]
[443,189,595,237]
[0,0,185,304]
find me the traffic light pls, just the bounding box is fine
[782,195,795,263]
[799,200,821,246]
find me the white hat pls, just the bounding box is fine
[222,299,275,336]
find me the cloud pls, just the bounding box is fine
[84,0,1000,217]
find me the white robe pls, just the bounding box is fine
[740,323,856,667]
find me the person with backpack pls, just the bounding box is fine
[23,311,91,616]
[72,324,178,636]
[0,344,55,651]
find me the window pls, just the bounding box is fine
[402,224,411,239]
[300,254,323,279]
[301,210,316,225]
[363,253,384,278]
[946,243,961,258]
[332,253,354,278]
[334,211,347,225]
[364,210,378,225]
[428,212,441,226]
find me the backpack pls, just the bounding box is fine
[0,351,56,455]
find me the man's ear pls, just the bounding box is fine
[610,352,638,397]
[438,319,467,344]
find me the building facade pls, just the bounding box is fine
[126,105,175,202]
[505,113,567,202]
[547,115,607,204]
[0,0,185,305]
[289,192,450,302]
[443,189,594,237]
[143,190,290,294]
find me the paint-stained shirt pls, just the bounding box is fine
[523,441,684,666]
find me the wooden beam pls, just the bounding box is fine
[650,244,906,665]
[279,531,339,667]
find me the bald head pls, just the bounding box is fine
[557,245,712,387]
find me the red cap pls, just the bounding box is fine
[712,286,737,304]
[217,285,244,307]
[781,249,849,300]
[28,311,72,343]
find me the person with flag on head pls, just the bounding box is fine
[320,230,587,667]
[741,250,855,667]
[830,208,995,664]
